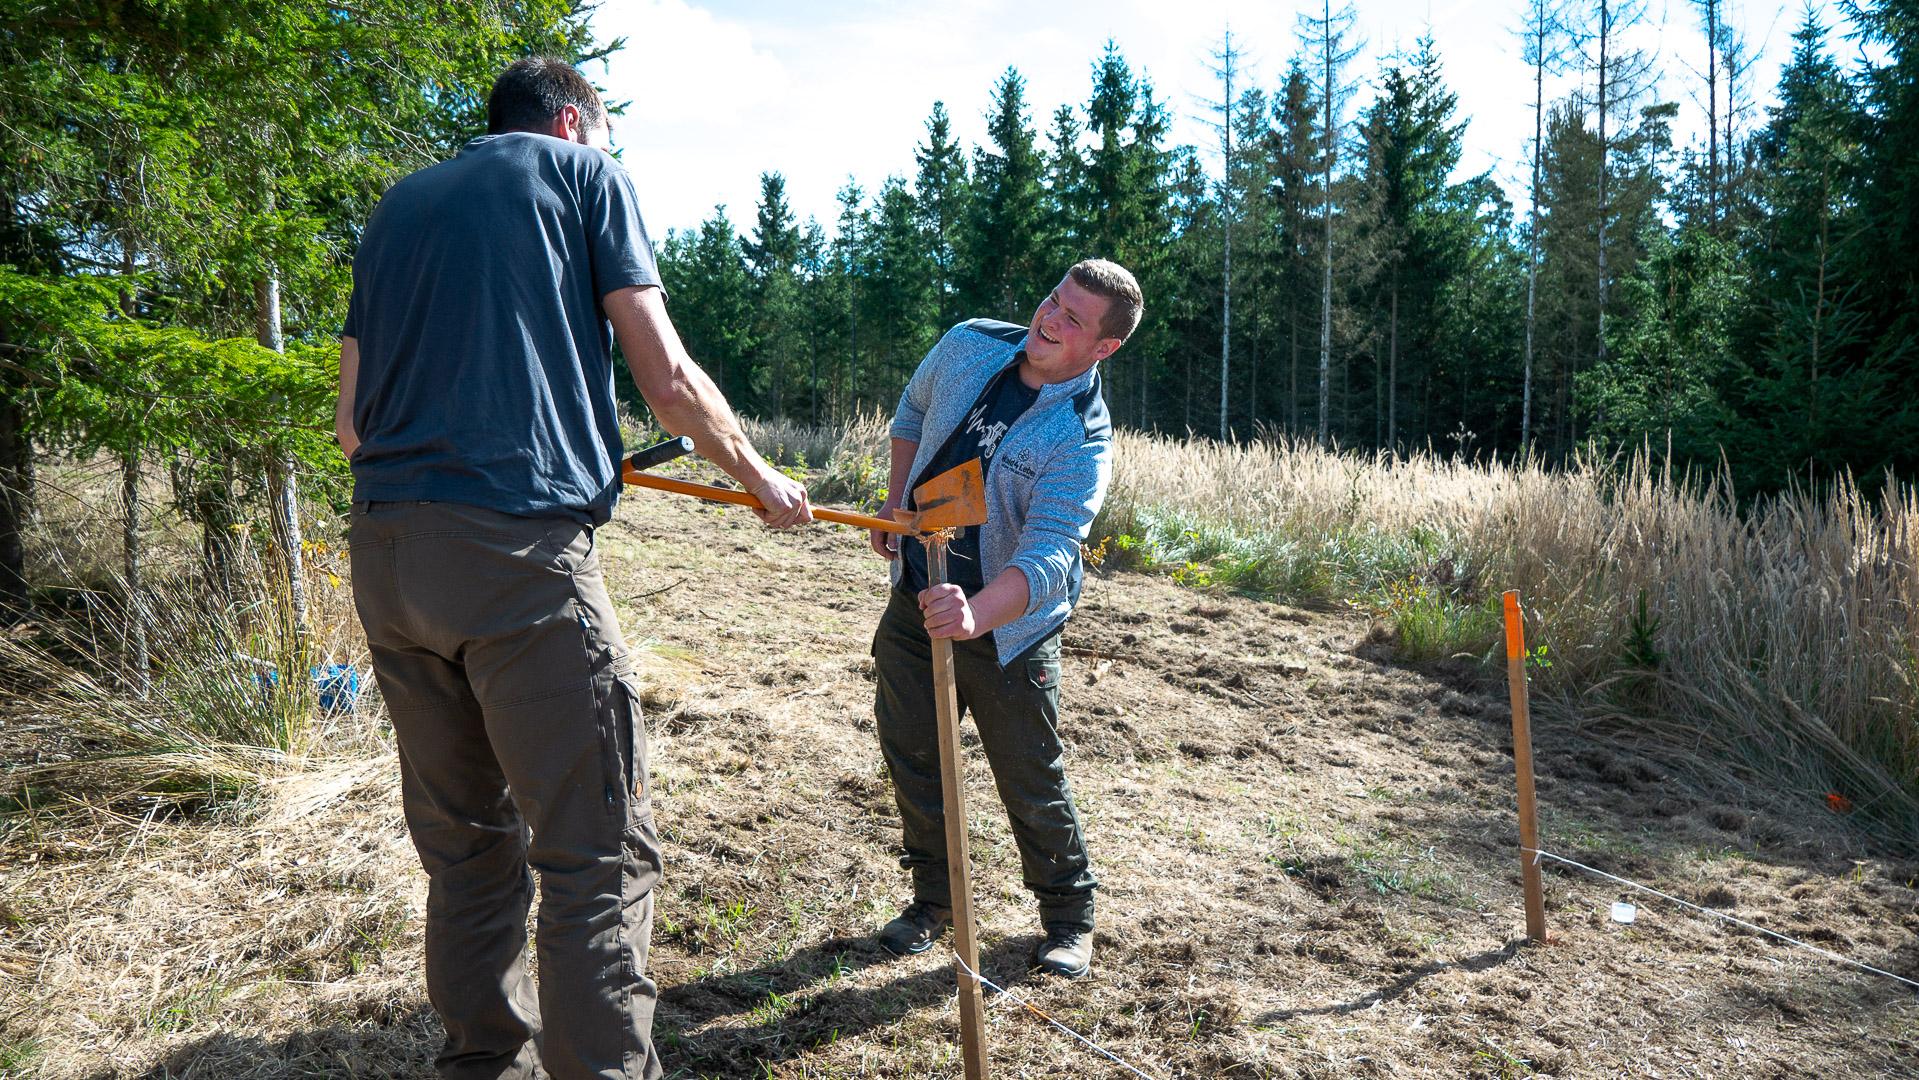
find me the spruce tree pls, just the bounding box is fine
[914,102,970,331]
[866,177,938,401]
[1045,104,1088,270]
[962,69,1048,324]
[1720,8,1892,490]
[1842,0,1919,481]
[830,182,873,417]
[660,208,756,404]
[1517,0,1570,451]
[744,173,804,416]
[1270,62,1325,438]
[1075,43,1175,427]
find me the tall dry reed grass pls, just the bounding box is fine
[739,411,892,511]
[1094,431,1919,850]
[4,462,381,805]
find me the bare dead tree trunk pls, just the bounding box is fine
[1319,7,1335,451]
[1216,30,1237,439]
[1705,0,1718,227]
[116,238,149,695]
[1388,268,1399,453]
[1811,163,1831,441]
[121,450,148,698]
[257,272,309,654]
[1184,345,1193,431]
[1595,0,1611,427]
[1197,29,1243,441]
[1300,0,1355,450]
[1243,297,1258,433]
[0,385,31,619]
[1289,296,1300,437]
[1523,1,1547,453]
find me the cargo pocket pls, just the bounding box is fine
[616,673,652,823]
[1026,657,1062,693]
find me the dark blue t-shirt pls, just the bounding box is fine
[343,132,662,524]
[903,358,1040,597]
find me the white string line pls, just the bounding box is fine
[1526,846,1919,992]
[951,952,1167,1080]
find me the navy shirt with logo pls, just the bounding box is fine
[902,358,1041,597]
[343,132,663,525]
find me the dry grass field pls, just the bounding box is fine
[3,435,1917,1079]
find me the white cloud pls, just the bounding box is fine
[586,0,788,232]
[591,0,786,128]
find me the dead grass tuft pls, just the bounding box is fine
[3,525,379,805]
[0,756,432,1080]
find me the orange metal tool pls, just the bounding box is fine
[619,438,988,537]
[624,466,915,533]
[902,457,986,532]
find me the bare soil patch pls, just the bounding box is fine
[4,471,1918,1078]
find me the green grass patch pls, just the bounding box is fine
[0,1036,43,1080]
[1093,498,1503,665]
[1091,499,1440,602]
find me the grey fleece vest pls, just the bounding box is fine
[889,319,1114,666]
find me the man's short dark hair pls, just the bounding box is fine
[1067,259,1144,342]
[487,57,605,135]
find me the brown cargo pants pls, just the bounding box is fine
[349,500,661,1080]
[872,587,1096,929]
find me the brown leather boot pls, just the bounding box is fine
[879,901,954,956]
[1031,924,1093,978]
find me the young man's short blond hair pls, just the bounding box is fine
[1066,259,1144,343]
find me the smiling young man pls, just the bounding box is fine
[867,259,1141,978]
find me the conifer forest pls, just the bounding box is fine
[664,3,1919,500]
[4,0,1919,616]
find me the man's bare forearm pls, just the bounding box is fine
[969,566,1029,631]
[336,336,361,457]
[605,285,810,527]
[883,437,916,511]
[604,285,771,489]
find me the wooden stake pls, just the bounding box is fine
[1503,590,1548,944]
[927,533,988,1080]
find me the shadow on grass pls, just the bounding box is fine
[656,933,1039,1078]
[1252,942,1525,1023]
[90,935,1010,1080]
[117,1000,442,1080]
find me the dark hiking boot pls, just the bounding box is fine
[1031,924,1093,978]
[879,901,953,956]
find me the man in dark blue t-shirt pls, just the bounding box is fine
[336,58,809,1080]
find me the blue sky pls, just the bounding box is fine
[589,0,1856,239]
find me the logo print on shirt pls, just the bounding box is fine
[964,402,1011,460]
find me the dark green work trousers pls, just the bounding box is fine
[349,501,661,1080]
[872,586,1097,929]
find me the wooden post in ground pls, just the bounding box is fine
[1503,590,1548,944]
[926,532,988,1080]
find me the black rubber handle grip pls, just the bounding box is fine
[626,435,696,472]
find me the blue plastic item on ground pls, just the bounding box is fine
[312,664,361,713]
